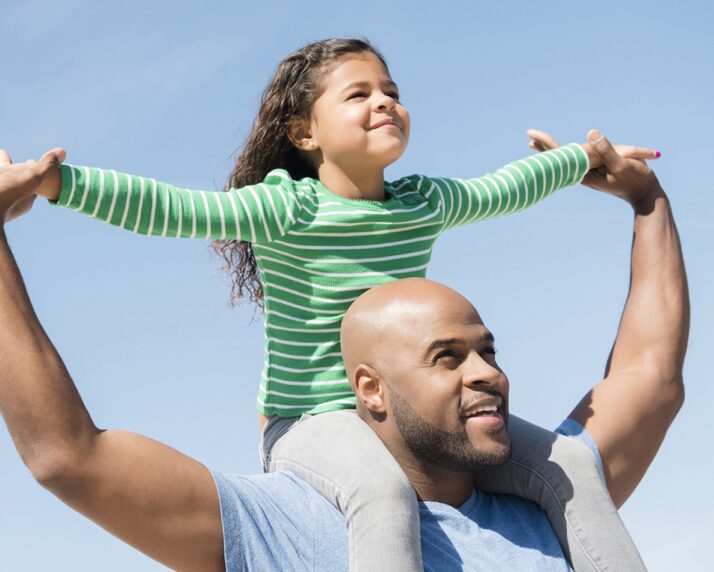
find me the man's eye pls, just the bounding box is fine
[435,350,457,361]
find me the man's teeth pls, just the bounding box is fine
[467,405,498,417]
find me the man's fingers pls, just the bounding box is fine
[38,147,66,174]
[44,147,67,163]
[5,195,37,224]
[0,150,12,166]
[588,130,627,172]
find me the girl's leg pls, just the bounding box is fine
[265,409,424,572]
[472,415,646,572]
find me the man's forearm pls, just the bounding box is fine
[0,228,98,482]
[571,181,689,506]
[608,184,689,381]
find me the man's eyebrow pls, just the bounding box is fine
[422,332,495,358]
[340,79,399,93]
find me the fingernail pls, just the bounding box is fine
[588,130,604,143]
[654,151,662,158]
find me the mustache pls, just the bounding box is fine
[459,390,506,417]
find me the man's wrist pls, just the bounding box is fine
[631,179,667,215]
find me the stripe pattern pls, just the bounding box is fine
[56,144,588,416]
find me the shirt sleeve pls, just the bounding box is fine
[53,165,303,244]
[423,143,590,231]
[211,470,348,571]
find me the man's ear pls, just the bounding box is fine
[288,117,318,151]
[353,364,386,413]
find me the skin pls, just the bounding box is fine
[342,130,688,509]
[342,279,510,506]
[0,133,684,570]
[289,52,411,201]
[0,151,225,570]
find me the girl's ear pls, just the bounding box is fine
[288,117,317,151]
[353,364,386,413]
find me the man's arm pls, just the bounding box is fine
[566,132,689,508]
[0,152,225,571]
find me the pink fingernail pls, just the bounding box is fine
[654,151,662,158]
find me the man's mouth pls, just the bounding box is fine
[460,396,505,429]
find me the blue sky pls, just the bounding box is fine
[1,1,712,569]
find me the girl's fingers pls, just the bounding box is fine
[614,145,661,160]
[0,150,12,166]
[526,128,561,149]
[528,140,551,153]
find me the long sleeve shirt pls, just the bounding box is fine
[56,144,589,416]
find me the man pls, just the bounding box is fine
[0,131,688,570]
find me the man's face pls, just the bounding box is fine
[379,298,511,470]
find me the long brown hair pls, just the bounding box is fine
[212,38,388,307]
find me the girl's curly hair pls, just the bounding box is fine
[212,38,388,307]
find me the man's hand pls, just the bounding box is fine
[0,148,65,223]
[527,129,660,202]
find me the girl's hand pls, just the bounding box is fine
[0,148,65,224]
[526,129,660,194]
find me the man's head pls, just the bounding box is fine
[341,278,510,472]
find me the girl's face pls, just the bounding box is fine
[304,53,410,173]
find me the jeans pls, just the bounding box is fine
[262,410,646,572]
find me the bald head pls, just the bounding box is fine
[341,278,510,476]
[341,278,482,385]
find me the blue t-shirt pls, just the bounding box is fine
[213,420,602,571]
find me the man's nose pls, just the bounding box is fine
[461,353,505,388]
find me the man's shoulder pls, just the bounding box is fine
[212,469,342,524]
[212,470,347,571]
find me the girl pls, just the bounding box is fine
[34,38,654,571]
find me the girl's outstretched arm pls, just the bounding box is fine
[44,163,303,244]
[426,136,657,231]
[426,143,588,230]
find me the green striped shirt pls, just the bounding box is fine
[56,144,588,416]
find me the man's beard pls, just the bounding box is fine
[389,387,511,471]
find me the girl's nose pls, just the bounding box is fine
[375,92,397,111]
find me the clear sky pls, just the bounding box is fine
[1,1,712,569]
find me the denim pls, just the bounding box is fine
[213,469,575,571]
[268,410,424,572]
[264,411,646,572]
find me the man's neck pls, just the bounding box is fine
[395,448,475,507]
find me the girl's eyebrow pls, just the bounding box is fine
[340,79,399,94]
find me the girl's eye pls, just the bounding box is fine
[348,91,368,100]
[387,91,400,101]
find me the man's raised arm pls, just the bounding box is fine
[567,132,689,508]
[0,151,225,571]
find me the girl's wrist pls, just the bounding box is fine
[581,142,603,170]
[36,166,62,201]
